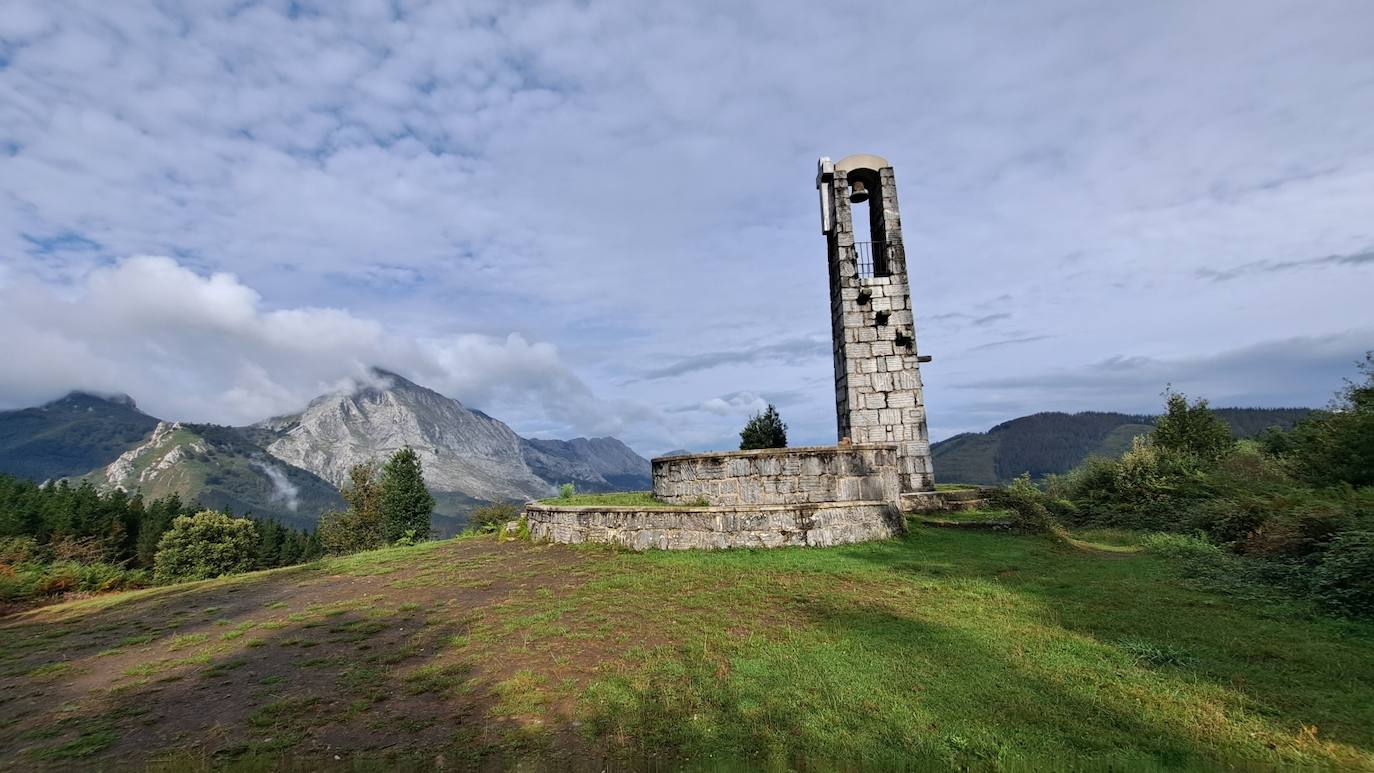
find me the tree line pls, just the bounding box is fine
[316,447,436,554]
[0,475,320,603]
[0,445,440,604]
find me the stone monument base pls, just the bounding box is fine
[524,444,906,551]
[524,500,902,551]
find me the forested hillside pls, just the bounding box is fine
[0,473,320,603]
[95,422,345,531]
[0,393,158,481]
[934,408,1312,484]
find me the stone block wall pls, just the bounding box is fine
[827,165,934,492]
[651,444,899,507]
[524,501,904,551]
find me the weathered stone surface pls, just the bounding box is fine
[524,501,904,551]
[651,444,899,507]
[899,489,994,513]
[823,160,935,493]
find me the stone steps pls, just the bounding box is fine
[900,488,995,513]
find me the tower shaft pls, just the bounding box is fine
[820,155,934,493]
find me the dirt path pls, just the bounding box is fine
[0,538,612,769]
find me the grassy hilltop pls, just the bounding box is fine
[2,524,1372,770]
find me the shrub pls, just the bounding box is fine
[0,536,42,564]
[991,475,1066,541]
[1209,440,1294,492]
[559,483,576,500]
[1286,353,1374,488]
[1153,390,1235,462]
[1061,438,1212,530]
[0,561,148,602]
[469,502,521,534]
[1140,532,1223,561]
[1311,531,1374,616]
[1208,493,1351,560]
[317,508,384,556]
[152,511,259,584]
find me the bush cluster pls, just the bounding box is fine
[990,475,1067,542]
[152,511,259,583]
[1004,360,1374,617]
[0,558,149,602]
[468,502,521,534]
[0,473,320,605]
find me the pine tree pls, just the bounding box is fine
[379,447,435,543]
[740,404,788,450]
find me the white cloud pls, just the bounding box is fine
[699,392,770,417]
[1,0,1372,455]
[0,255,636,440]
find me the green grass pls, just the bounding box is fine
[31,728,117,759]
[918,507,1013,524]
[1,527,1370,769]
[562,529,1373,768]
[166,633,209,651]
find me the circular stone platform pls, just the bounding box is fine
[524,444,906,550]
[524,500,901,551]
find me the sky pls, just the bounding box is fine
[1,0,1372,457]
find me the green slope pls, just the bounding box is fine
[934,408,1313,485]
[1,528,1369,768]
[96,423,343,531]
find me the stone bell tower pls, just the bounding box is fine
[818,153,935,494]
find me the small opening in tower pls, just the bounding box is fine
[875,311,890,326]
[851,196,872,244]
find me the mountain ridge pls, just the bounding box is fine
[0,369,652,533]
[932,407,1315,485]
[0,392,160,481]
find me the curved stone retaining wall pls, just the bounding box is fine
[652,444,898,507]
[524,501,902,551]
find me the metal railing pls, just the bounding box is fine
[851,241,897,279]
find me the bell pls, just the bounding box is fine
[849,179,870,204]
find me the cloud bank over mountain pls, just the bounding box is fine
[0,256,636,441]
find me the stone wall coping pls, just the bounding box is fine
[526,500,895,514]
[651,443,896,463]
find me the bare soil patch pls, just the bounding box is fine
[0,538,622,769]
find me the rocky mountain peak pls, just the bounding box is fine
[50,391,141,412]
[260,368,553,502]
[257,368,651,504]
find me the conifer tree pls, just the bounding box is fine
[379,447,435,542]
[739,404,788,450]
